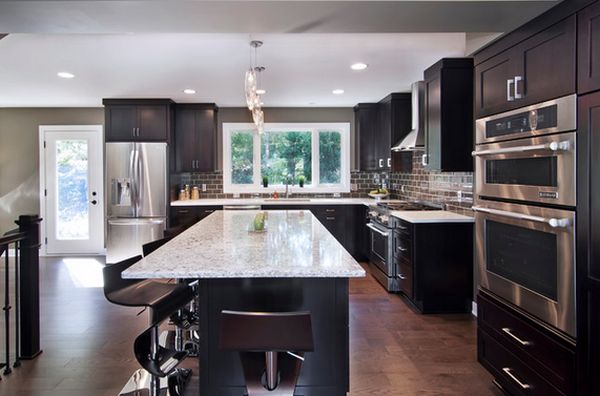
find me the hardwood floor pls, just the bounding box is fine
[0,257,500,396]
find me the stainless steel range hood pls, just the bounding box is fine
[391,81,425,152]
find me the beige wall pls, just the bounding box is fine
[0,108,104,233]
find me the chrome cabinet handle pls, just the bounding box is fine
[366,223,389,237]
[502,368,531,389]
[325,209,336,213]
[421,154,428,166]
[398,225,408,231]
[397,246,408,252]
[397,274,407,280]
[502,328,531,346]
[471,140,571,156]
[132,127,136,137]
[472,206,572,228]
[378,159,384,168]
[514,76,523,99]
[326,216,336,221]
[507,79,515,101]
[387,158,391,167]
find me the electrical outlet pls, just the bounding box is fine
[457,190,463,200]
[233,193,240,198]
[202,184,207,192]
[401,185,406,193]
[333,192,341,198]
[351,183,358,191]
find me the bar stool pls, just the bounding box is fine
[142,237,200,356]
[103,255,195,396]
[219,310,314,396]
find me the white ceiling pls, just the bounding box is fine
[0,0,558,107]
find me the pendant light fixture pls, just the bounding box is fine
[245,40,266,134]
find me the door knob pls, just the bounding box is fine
[91,200,98,205]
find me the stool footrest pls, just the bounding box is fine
[135,326,189,378]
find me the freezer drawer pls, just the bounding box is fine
[106,218,166,264]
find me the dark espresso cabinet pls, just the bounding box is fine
[578,1,600,95]
[355,103,381,171]
[104,99,174,142]
[423,58,474,172]
[174,104,218,172]
[474,15,576,118]
[395,220,473,313]
[170,205,221,229]
[580,91,600,395]
[478,291,576,396]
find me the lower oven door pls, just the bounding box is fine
[367,222,391,276]
[473,132,576,206]
[474,200,576,337]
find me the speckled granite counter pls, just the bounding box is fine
[170,197,375,206]
[123,210,366,279]
[390,210,474,224]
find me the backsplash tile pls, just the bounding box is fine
[173,152,473,216]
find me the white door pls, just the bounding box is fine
[40,126,104,254]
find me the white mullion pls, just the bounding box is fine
[312,128,320,188]
[253,130,261,189]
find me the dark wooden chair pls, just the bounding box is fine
[219,310,314,396]
[142,236,174,257]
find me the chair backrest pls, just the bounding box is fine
[102,255,143,302]
[142,236,173,257]
[219,310,314,352]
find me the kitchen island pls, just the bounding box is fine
[123,210,366,396]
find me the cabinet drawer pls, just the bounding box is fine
[396,261,413,299]
[478,329,564,396]
[393,232,412,263]
[478,292,575,394]
[394,219,412,239]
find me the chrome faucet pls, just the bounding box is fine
[284,176,292,198]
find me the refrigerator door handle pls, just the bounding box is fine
[136,144,144,216]
[128,147,137,216]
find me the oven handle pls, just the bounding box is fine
[471,140,571,157]
[472,206,571,228]
[367,223,390,237]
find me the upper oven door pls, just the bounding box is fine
[473,200,576,337]
[475,94,576,144]
[473,132,576,207]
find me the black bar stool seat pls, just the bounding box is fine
[219,310,314,396]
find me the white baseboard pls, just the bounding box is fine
[472,301,478,317]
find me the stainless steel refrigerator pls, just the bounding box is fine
[105,142,167,263]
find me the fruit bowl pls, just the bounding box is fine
[368,192,389,200]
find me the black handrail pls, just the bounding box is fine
[0,215,42,380]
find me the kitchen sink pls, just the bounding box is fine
[263,198,312,202]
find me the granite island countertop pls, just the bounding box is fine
[171,197,375,206]
[390,210,474,224]
[123,210,366,279]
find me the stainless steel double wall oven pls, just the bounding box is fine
[473,94,577,337]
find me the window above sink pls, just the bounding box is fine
[222,123,351,194]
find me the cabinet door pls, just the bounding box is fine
[424,75,441,171]
[356,105,379,171]
[195,108,216,172]
[584,90,600,395]
[377,99,391,170]
[475,50,515,118]
[514,15,576,106]
[175,108,197,172]
[138,105,168,141]
[105,105,138,141]
[578,1,600,95]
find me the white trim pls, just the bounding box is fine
[471,301,478,317]
[39,125,104,256]
[222,122,351,194]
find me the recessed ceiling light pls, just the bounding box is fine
[57,72,75,79]
[183,89,196,94]
[260,102,264,106]
[332,89,344,95]
[351,63,368,71]
[256,89,266,95]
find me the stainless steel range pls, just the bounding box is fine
[367,201,441,292]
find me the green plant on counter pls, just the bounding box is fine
[262,176,269,188]
[253,212,266,231]
[298,175,305,188]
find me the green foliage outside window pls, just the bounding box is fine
[319,131,341,184]
[231,131,254,184]
[261,131,312,185]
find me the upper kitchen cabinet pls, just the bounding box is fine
[103,99,174,142]
[174,104,218,172]
[578,1,600,95]
[380,93,413,173]
[475,15,576,118]
[423,58,474,172]
[355,103,380,171]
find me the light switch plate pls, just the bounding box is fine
[202,184,207,192]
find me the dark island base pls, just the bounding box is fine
[197,277,350,396]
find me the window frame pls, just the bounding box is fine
[223,122,351,194]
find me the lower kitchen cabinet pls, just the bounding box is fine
[395,220,473,313]
[169,205,221,229]
[478,291,576,396]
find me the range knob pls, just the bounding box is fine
[380,215,390,224]
[368,211,378,218]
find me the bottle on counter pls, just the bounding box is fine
[179,189,188,201]
[184,184,191,200]
[191,186,200,200]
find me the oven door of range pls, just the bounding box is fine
[367,222,393,277]
[473,200,576,338]
[473,131,576,207]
